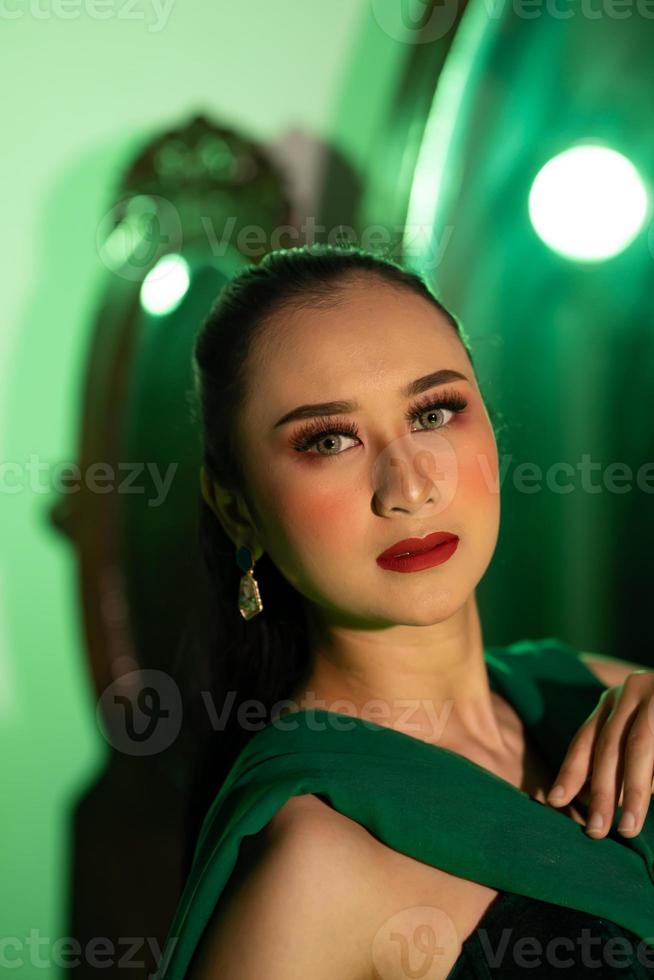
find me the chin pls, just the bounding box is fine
[367,587,458,628]
[412,591,457,626]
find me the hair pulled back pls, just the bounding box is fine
[176,243,491,877]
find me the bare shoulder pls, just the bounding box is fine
[186,793,385,980]
[265,791,383,847]
[578,651,651,688]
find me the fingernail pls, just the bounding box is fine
[586,812,603,831]
[618,810,636,832]
[549,784,565,800]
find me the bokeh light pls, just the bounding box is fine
[139,254,191,315]
[528,145,649,262]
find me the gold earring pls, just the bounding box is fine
[236,545,263,620]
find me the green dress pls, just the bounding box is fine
[154,637,654,979]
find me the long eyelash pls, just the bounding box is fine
[405,389,467,424]
[290,387,468,454]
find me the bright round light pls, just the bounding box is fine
[140,254,190,315]
[528,145,649,262]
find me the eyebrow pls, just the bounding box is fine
[272,368,470,429]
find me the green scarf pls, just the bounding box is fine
[155,637,654,979]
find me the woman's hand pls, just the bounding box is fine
[546,671,654,838]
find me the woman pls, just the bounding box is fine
[158,244,654,979]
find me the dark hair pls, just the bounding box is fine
[176,243,504,878]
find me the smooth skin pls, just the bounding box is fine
[198,278,653,975]
[202,279,508,763]
[186,797,390,980]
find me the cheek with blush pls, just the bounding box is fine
[267,481,362,562]
[288,485,352,530]
[455,438,502,570]
[456,432,499,505]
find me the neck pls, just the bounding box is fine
[286,595,508,753]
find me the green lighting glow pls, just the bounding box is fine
[402,0,495,279]
[528,145,649,262]
[139,254,190,315]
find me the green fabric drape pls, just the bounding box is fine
[155,637,654,979]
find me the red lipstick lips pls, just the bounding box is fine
[376,531,459,573]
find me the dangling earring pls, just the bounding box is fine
[236,545,263,620]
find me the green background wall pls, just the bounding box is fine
[0,2,401,974]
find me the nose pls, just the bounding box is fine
[372,436,451,517]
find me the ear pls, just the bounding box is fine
[199,464,263,560]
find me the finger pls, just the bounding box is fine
[616,702,654,837]
[547,692,614,808]
[584,690,642,838]
[574,775,592,807]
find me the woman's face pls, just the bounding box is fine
[235,279,500,629]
